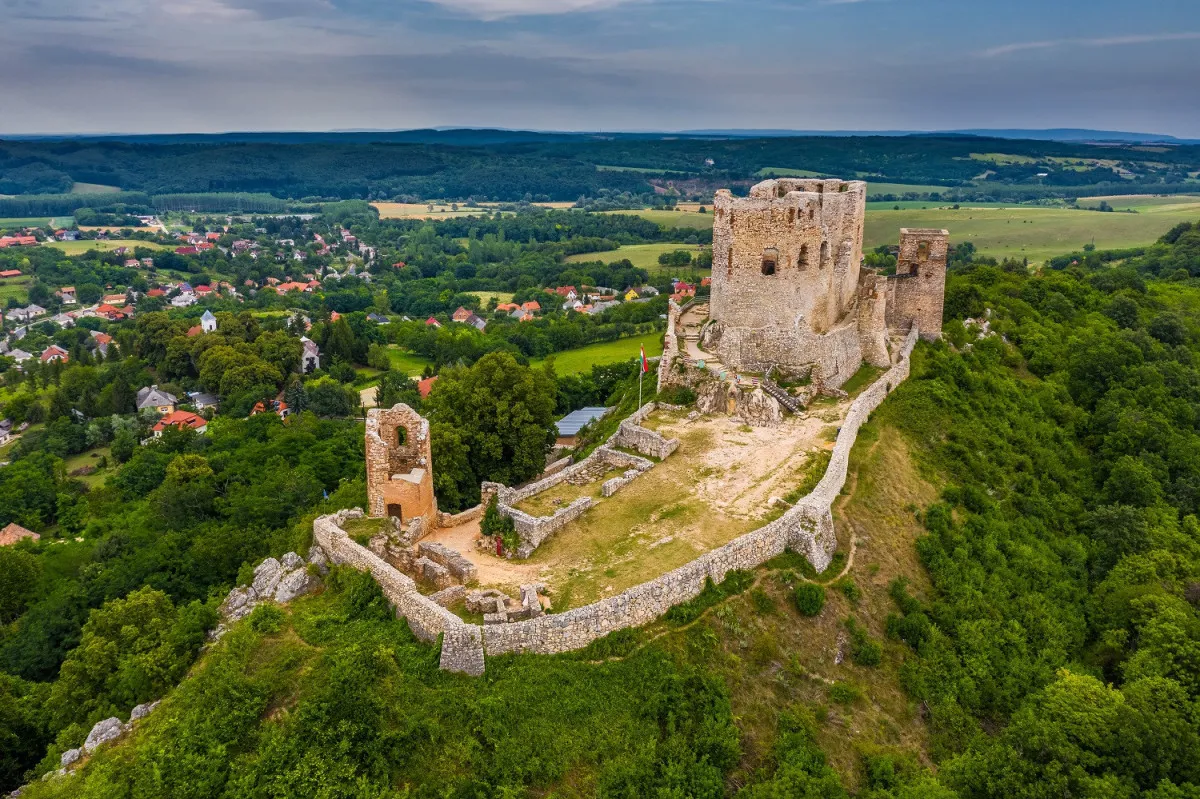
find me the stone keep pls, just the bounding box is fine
[365,404,437,526]
[705,177,947,388]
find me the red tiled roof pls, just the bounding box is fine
[521,301,540,311]
[417,375,438,398]
[0,269,22,278]
[153,410,207,433]
[147,288,166,297]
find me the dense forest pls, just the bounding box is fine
[4,210,1200,796]
[2,133,1199,202]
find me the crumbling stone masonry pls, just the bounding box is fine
[701,177,946,389]
[366,404,437,527]
[310,326,919,674]
[487,438,663,557]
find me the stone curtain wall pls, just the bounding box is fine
[482,326,920,657]
[312,335,918,672]
[313,509,485,676]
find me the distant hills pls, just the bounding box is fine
[5,127,1197,146]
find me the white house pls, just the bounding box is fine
[300,336,320,373]
[200,310,217,333]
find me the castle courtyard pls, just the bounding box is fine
[421,400,853,610]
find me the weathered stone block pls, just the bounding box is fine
[83,717,126,753]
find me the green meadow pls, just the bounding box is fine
[532,333,664,375]
[565,242,710,272]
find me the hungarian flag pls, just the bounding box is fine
[640,345,649,374]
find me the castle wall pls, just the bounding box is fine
[885,228,948,340]
[311,326,919,674]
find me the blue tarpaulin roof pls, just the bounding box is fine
[556,407,608,437]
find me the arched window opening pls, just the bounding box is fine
[819,240,830,269]
[798,244,809,270]
[917,241,930,260]
[396,427,408,447]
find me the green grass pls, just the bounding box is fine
[386,346,434,377]
[45,239,169,255]
[70,182,122,194]
[62,447,114,488]
[565,242,710,272]
[864,199,1200,263]
[596,165,694,175]
[0,277,33,304]
[755,167,829,178]
[532,333,664,375]
[0,217,60,228]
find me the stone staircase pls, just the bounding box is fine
[761,376,803,415]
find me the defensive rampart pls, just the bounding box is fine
[312,328,917,672]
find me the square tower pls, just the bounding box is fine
[884,229,948,340]
[365,404,437,526]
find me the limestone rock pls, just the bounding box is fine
[129,700,159,722]
[429,585,466,608]
[59,748,81,768]
[274,567,319,603]
[307,545,330,575]
[83,717,126,753]
[251,558,283,599]
[219,586,256,622]
[737,387,783,428]
[280,551,304,571]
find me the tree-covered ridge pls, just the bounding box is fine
[878,228,1200,796]
[2,134,1198,201]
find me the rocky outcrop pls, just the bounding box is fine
[83,717,125,753]
[211,549,326,640]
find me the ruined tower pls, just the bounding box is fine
[884,229,949,341]
[365,404,437,527]
[706,178,876,387]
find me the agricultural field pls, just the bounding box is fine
[468,290,514,306]
[45,239,169,255]
[565,242,710,271]
[864,197,1200,263]
[70,182,122,194]
[531,332,663,375]
[0,217,63,228]
[372,201,575,220]
[0,276,33,304]
[601,208,714,229]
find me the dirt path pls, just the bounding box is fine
[422,519,544,589]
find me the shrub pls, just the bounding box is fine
[846,619,883,667]
[828,682,863,705]
[793,583,826,617]
[248,604,285,634]
[836,579,862,605]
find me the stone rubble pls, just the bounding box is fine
[211,548,326,640]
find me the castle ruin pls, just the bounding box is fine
[701,177,947,389]
[365,404,437,528]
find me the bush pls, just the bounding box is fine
[828,682,863,705]
[846,619,883,667]
[657,385,696,405]
[248,604,285,634]
[793,583,826,617]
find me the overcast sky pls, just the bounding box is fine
[1,0,1198,136]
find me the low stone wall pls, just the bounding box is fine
[313,509,485,675]
[312,327,919,673]
[507,496,593,556]
[611,415,679,460]
[494,445,656,556]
